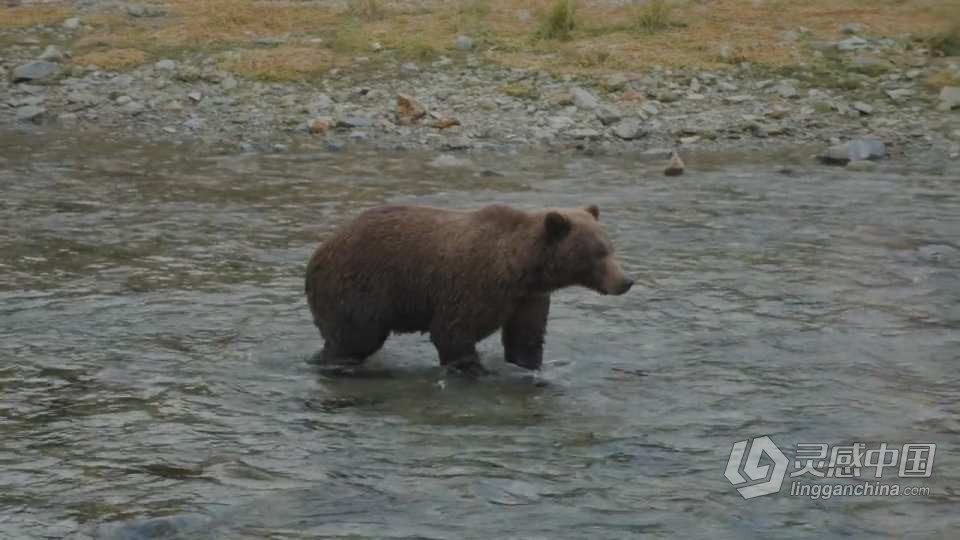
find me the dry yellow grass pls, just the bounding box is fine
[73,48,147,70]
[220,46,341,81]
[0,4,69,28]
[6,0,956,80]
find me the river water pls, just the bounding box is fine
[1,129,958,539]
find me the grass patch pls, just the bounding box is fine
[535,0,577,41]
[631,0,673,34]
[926,69,960,89]
[499,81,539,99]
[73,48,147,70]
[47,0,959,80]
[397,39,440,62]
[345,0,388,22]
[0,5,69,28]
[220,46,338,81]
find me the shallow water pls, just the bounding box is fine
[1,129,959,539]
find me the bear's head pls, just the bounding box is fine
[539,205,633,295]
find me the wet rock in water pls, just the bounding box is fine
[39,45,63,62]
[664,151,685,176]
[938,87,960,111]
[396,93,426,125]
[15,106,45,123]
[62,17,81,30]
[95,513,212,540]
[612,118,646,140]
[454,35,474,50]
[818,138,886,165]
[846,160,878,172]
[11,61,61,83]
[571,86,600,110]
[430,154,473,168]
[308,116,333,135]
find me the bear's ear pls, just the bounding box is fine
[544,212,571,242]
[584,205,599,220]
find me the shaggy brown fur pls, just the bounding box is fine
[305,204,632,374]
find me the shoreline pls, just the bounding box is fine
[2,2,958,162]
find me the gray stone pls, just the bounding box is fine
[818,138,886,165]
[595,105,622,126]
[939,87,960,110]
[155,59,176,71]
[852,101,874,115]
[547,116,575,130]
[848,55,894,75]
[63,17,81,30]
[127,4,166,17]
[337,116,371,129]
[221,76,238,90]
[836,36,869,51]
[725,94,753,103]
[39,45,63,62]
[571,87,600,109]
[605,73,629,91]
[568,128,601,140]
[885,88,915,101]
[611,118,647,140]
[16,106,45,122]
[775,83,798,99]
[121,101,145,115]
[841,22,864,34]
[454,35,474,51]
[401,62,419,72]
[11,61,61,83]
[443,136,471,150]
[188,91,202,102]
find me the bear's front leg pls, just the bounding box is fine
[502,294,550,370]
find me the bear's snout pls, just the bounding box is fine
[614,278,634,295]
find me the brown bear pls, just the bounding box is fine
[305,204,633,374]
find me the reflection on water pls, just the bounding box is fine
[1,129,958,538]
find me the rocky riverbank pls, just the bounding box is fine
[2,4,960,162]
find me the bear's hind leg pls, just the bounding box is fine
[502,295,550,370]
[311,324,388,366]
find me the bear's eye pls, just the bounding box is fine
[594,245,609,259]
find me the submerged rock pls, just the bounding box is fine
[664,151,685,176]
[818,138,886,165]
